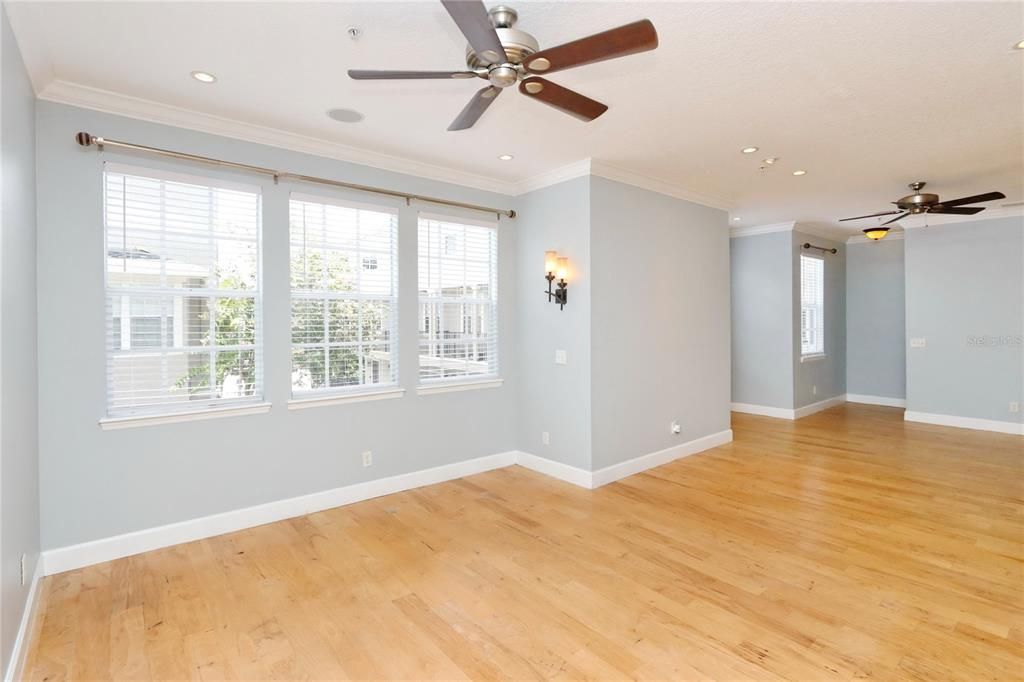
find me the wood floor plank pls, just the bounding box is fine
[22,404,1024,680]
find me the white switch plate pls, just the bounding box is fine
[542,431,550,445]
[555,350,567,365]
[910,337,927,348]
[812,385,817,396]
[1011,402,1020,414]
[362,450,373,467]
[670,421,681,434]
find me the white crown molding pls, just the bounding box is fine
[586,159,732,211]
[846,231,905,245]
[792,223,849,243]
[900,205,1024,229]
[513,159,593,195]
[37,80,513,195]
[730,221,796,238]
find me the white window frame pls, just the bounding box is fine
[287,192,401,405]
[417,212,500,391]
[800,253,825,358]
[101,163,265,424]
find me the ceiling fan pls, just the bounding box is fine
[348,1,658,130]
[840,182,1006,241]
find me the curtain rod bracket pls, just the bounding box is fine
[72,131,516,219]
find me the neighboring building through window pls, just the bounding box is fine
[289,194,398,394]
[417,214,498,383]
[800,254,825,356]
[104,165,262,416]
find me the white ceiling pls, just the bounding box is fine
[7,1,1024,232]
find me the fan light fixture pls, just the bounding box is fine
[863,226,890,241]
[191,71,217,83]
[1015,39,1024,49]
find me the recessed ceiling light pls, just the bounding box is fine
[327,108,364,123]
[191,71,217,83]
[733,217,741,221]
[498,154,514,161]
[792,170,807,176]
[764,157,778,165]
[741,146,759,154]
[1015,39,1024,49]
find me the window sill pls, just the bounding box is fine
[800,353,827,363]
[288,387,405,410]
[100,402,272,430]
[417,378,504,395]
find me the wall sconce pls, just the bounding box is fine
[544,250,569,310]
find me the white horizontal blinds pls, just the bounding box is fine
[104,166,262,416]
[800,254,825,355]
[418,215,498,383]
[289,195,399,394]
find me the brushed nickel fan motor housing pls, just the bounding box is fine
[465,5,540,75]
[896,181,938,213]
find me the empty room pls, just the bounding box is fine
[1,1,1022,680]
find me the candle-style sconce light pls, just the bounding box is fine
[544,250,569,310]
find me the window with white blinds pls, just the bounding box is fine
[104,165,263,416]
[289,195,398,394]
[418,214,498,383]
[800,254,825,356]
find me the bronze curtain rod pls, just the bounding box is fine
[74,132,516,219]
[802,242,838,254]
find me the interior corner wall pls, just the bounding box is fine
[905,217,1024,425]
[792,230,846,406]
[589,177,730,470]
[1,4,41,675]
[730,231,794,409]
[846,239,906,400]
[514,177,592,470]
[34,101,520,551]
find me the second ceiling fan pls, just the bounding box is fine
[348,1,658,130]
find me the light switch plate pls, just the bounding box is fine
[910,337,927,348]
[555,350,567,365]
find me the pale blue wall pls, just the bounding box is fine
[905,218,1023,424]
[35,101,520,549]
[1,5,41,674]
[846,239,905,399]
[792,231,846,406]
[590,177,730,470]
[730,232,794,408]
[515,177,592,469]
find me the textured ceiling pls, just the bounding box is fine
[7,1,1024,232]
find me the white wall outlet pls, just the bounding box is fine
[555,350,567,365]
[910,337,927,348]
[361,450,373,467]
[812,385,817,396]
[1010,402,1020,414]
[670,420,681,434]
[20,554,26,586]
[542,431,550,445]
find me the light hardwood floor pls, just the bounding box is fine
[21,404,1024,680]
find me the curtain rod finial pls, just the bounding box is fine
[75,131,94,147]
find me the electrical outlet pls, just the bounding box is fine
[362,450,373,467]
[555,350,567,365]
[812,385,817,396]
[670,420,681,434]
[910,337,927,348]
[1011,402,1020,414]
[20,554,26,586]
[542,431,550,445]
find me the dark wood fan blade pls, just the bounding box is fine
[523,19,658,75]
[518,77,608,121]
[930,206,985,215]
[448,85,501,131]
[881,212,909,225]
[441,0,507,65]
[838,210,901,222]
[348,70,479,80]
[934,191,1005,208]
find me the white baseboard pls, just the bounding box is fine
[590,429,734,487]
[793,394,847,419]
[846,393,906,408]
[730,402,796,419]
[42,451,517,576]
[515,451,594,489]
[4,556,44,682]
[904,411,1023,436]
